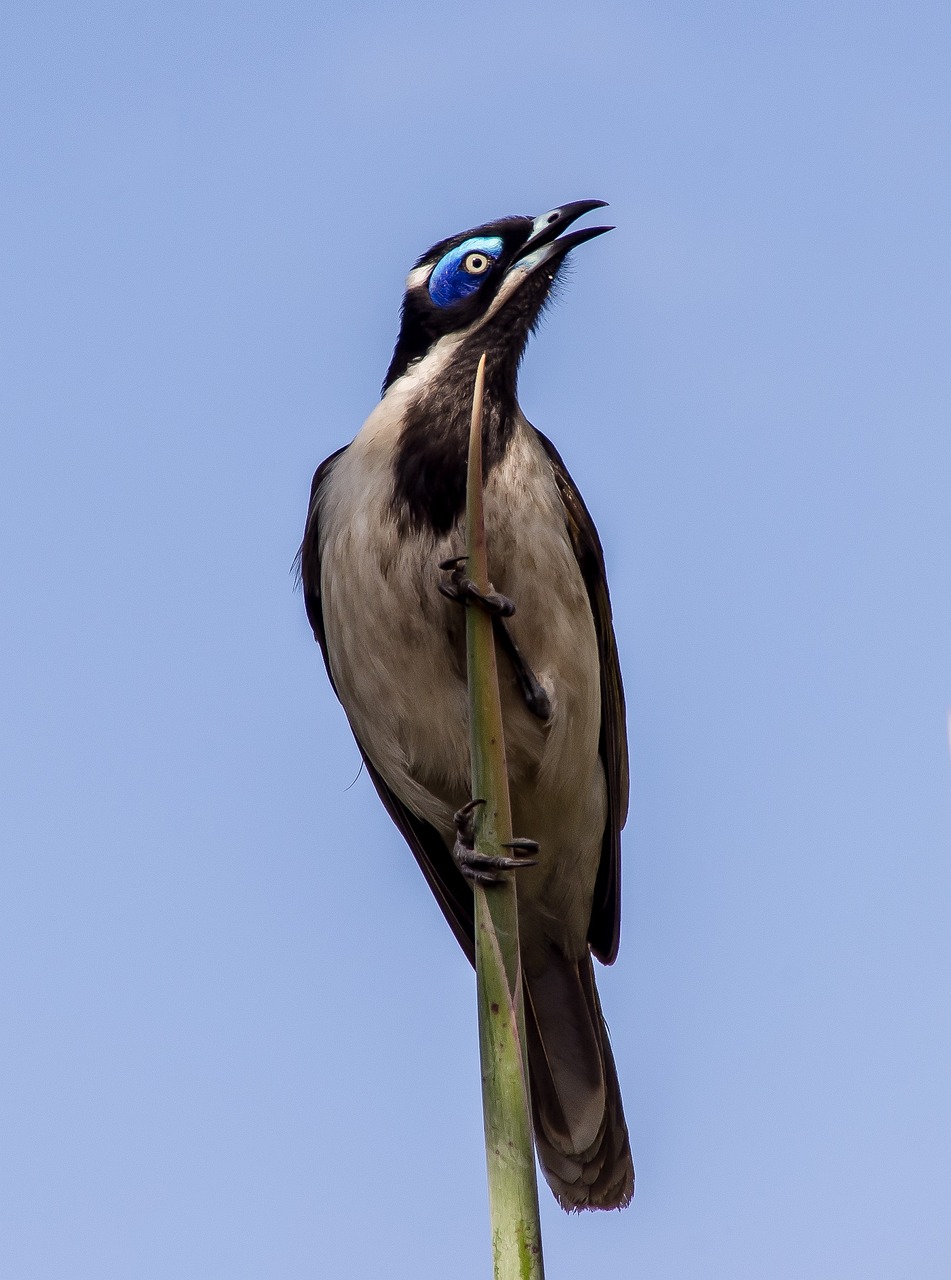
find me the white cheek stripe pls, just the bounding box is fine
[405,264,431,291]
[379,330,465,405]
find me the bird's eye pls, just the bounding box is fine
[428,235,504,308]
[463,252,491,275]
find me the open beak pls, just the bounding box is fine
[514,199,613,273]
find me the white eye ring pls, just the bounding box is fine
[462,252,491,275]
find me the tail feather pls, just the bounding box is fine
[525,952,634,1211]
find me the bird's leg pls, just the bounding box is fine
[452,799,539,886]
[438,556,552,722]
[491,621,552,722]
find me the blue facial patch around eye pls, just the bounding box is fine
[428,236,504,308]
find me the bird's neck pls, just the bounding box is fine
[389,346,519,536]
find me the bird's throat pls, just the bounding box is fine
[390,357,517,536]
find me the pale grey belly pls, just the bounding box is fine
[319,445,606,954]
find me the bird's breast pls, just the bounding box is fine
[318,408,602,850]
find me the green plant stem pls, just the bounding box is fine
[465,353,545,1280]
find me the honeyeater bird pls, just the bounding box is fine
[300,200,633,1210]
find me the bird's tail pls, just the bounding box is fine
[524,951,634,1211]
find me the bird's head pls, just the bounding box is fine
[383,199,612,396]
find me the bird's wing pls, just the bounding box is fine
[298,447,348,660]
[534,430,629,964]
[299,449,476,964]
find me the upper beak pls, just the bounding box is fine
[514,199,613,271]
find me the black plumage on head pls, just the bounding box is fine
[387,210,604,534]
[383,216,532,392]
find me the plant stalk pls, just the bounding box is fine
[465,353,545,1280]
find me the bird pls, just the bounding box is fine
[299,200,633,1210]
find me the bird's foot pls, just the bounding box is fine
[452,799,539,886]
[438,556,515,617]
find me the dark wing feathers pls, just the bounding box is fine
[299,449,476,964]
[299,447,347,660]
[534,430,629,965]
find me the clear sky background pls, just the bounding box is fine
[2,4,949,1277]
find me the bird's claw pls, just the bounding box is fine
[438,556,515,617]
[453,797,485,847]
[439,555,467,574]
[502,837,540,854]
[452,801,539,886]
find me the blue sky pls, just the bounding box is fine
[2,3,949,1276]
